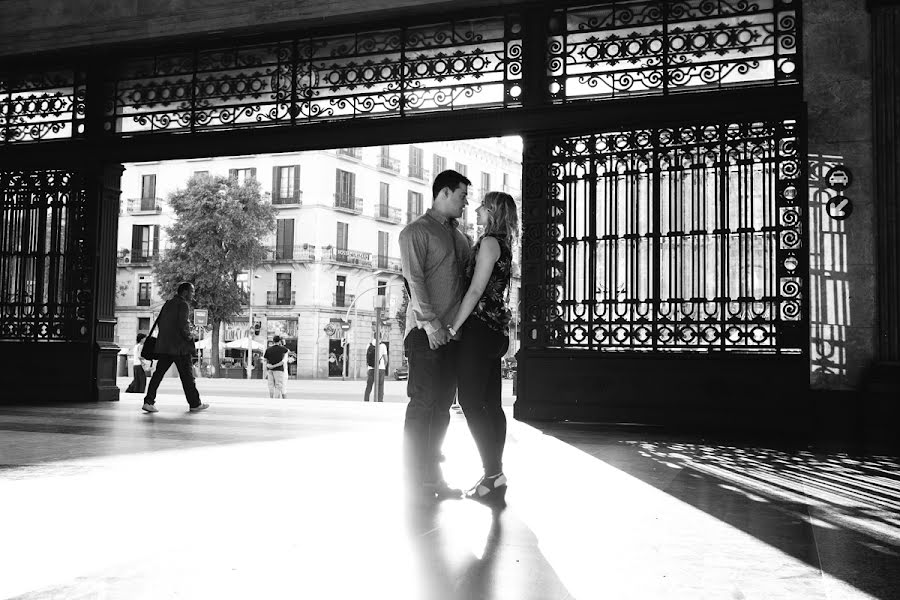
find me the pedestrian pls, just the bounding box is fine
[363,338,388,402]
[141,282,209,413]
[447,191,519,506]
[263,335,289,399]
[399,169,472,504]
[125,333,149,393]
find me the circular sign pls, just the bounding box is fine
[826,195,853,221]
[825,165,853,191]
[324,323,336,336]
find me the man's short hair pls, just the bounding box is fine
[136,333,147,342]
[177,281,194,295]
[432,169,471,200]
[273,335,282,343]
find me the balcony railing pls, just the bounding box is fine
[338,147,363,159]
[407,211,422,223]
[332,293,356,308]
[333,193,363,214]
[375,204,402,224]
[137,296,151,306]
[266,290,296,306]
[375,255,403,273]
[266,244,316,262]
[378,155,400,172]
[408,166,430,181]
[127,198,162,214]
[322,247,372,267]
[118,251,158,265]
[272,190,303,205]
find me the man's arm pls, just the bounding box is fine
[176,301,193,342]
[399,226,442,335]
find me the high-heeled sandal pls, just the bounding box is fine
[466,473,507,505]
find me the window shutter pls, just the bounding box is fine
[285,219,294,247]
[335,169,341,197]
[229,169,237,179]
[152,225,160,256]
[131,225,141,258]
[293,165,301,201]
[272,167,281,202]
[336,222,347,250]
[249,168,257,181]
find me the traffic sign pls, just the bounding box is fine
[826,196,853,221]
[825,165,852,191]
[194,309,208,326]
[324,323,336,336]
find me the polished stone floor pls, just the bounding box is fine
[1,395,898,599]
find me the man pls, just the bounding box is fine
[363,338,388,402]
[142,282,208,412]
[263,335,289,399]
[399,169,472,503]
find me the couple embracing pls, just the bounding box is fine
[400,169,518,507]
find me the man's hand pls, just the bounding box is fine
[427,327,450,350]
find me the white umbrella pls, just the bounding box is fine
[194,337,224,350]
[224,338,264,351]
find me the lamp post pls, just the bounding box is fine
[342,280,402,381]
[246,265,254,380]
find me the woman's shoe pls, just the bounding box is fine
[466,473,507,505]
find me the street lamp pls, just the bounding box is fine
[246,270,261,380]
[341,279,403,381]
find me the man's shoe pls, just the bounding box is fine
[141,403,158,413]
[189,403,210,412]
[426,480,462,500]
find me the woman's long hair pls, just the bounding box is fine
[481,191,519,244]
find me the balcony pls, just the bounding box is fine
[266,290,296,306]
[332,293,356,308]
[375,204,402,224]
[377,155,400,172]
[137,296,151,307]
[322,247,373,267]
[118,251,158,265]
[272,191,303,206]
[375,255,403,273]
[127,198,162,214]
[333,193,363,214]
[265,244,316,262]
[408,166,430,181]
[407,211,423,223]
[337,147,363,160]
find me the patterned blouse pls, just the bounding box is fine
[467,234,513,334]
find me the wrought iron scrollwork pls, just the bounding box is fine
[547,0,800,102]
[525,118,805,353]
[0,169,92,341]
[0,70,86,144]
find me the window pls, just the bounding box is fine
[193,170,209,178]
[433,154,446,176]
[137,282,151,306]
[276,219,295,259]
[131,225,159,262]
[335,169,356,209]
[140,175,157,211]
[138,317,151,333]
[336,222,349,254]
[455,162,467,177]
[407,191,423,223]
[335,275,347,307]
[273,165,301,203]
[481,172,491,194]
[377,231,389,268]
[237,273,250,304]
[377,280,387,296]
[228,168,256,184]
[379,146,398,171]
[409,146,424,179]
[276,273,292,305]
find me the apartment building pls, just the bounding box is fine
[115,139,523,378]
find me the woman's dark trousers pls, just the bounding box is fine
[125,366,147,393]
[456,318,509,475]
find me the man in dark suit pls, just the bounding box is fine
[142,282,209,413]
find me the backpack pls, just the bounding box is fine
[366,344,376,368]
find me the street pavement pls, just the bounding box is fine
[116,375,518,405]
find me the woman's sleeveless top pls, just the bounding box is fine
[467,234,513,334]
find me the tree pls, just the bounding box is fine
[153,174,276,377]
[395,285,409,324]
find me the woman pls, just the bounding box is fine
[125,333,149,393]
[447,191,518,505]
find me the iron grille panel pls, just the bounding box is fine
[525,118,805,353]
[0,70,86,144]
[0,170,92,341]
[547,0,800,103]
[105,16,523,135]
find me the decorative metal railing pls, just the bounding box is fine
[333,193,363,213]
[378,156,400,172]
[332,293,356,308]
[375,204,402,224]
[525,118,805,353]
[126,197,162,213]
[272,190,303,205]
[408,167,431,181]
[376,255,403,272]
[268,244,316,261]
[0,71,86,144]
[322,247,372,267]
[338,147,363,159]
[547,0,800,103]
[266,290,296,306]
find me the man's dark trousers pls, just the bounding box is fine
[364,368,386,402]
[403,328,458,485]
[144,354,202,408]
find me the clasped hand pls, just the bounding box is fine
[427,327,450,350]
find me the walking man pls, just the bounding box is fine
[363,338,388,402]
[399,169,472,503]
[142,282,209,412]
[264,335,289,399]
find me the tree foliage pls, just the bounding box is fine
[152,174,276,375]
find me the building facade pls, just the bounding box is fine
[115,140,523,378]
